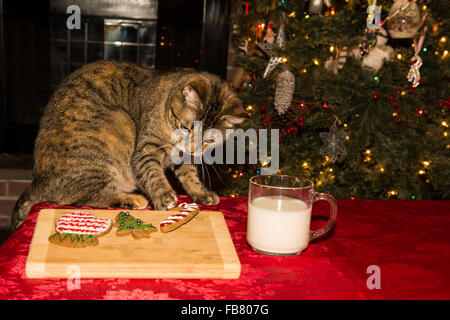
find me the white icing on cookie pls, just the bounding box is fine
[56,211,112,235]
[160,202,199,227]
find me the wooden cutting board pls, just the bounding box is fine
[26,209,241,279]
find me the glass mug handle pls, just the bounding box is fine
[310,192,338,241]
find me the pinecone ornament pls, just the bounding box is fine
[274,69,295,115]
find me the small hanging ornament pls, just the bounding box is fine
[360,27,379,56]
[325,47,348,74]
[407,40,424,87]
[361,27,394,72]
[407,14,429,88]
[263,27,276,45]
[257,25,286,78]
[319,120,347,163]
[308,0,331,14]
[231,66,253,90]
[386,0,421,39]
[274,68,295,115]
[238,39,249,54]
[359,0,380,56]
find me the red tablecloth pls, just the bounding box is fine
[0,197,449,300]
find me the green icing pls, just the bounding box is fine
[116,211,156,232]
[50,233,96,243]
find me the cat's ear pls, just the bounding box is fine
[183,85,202,108]
[183,77,211,108]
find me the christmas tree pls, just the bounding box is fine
[219,0,449,200]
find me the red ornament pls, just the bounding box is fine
[323,103,328,108]
[393,101,399,107]
[396,108,401,114]
[267,115,272,121]
[418,80,423,84]
[372,93,380,100]
[418,109,424,115]
[397,117,402,123]
[437,101,445,108]
[262,122,268,127]
[298,116,304,122]
[261,105,266,112]
[261,113,266,119]
[298,121,305,127]
[299,103,305,109]
[388,95,394,101]
[409,88,415,94]
[396,89,401,94]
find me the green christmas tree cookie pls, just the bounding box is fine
[114,211,157,239]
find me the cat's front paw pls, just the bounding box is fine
[191,191,220,206]
[151,189,178,210]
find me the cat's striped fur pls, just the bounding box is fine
[10,60,246,231]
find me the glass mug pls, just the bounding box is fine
[247,175,337,256]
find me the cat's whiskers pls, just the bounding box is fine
[208,163,227,186]
[199,162,206,185]
[155,143,175,152]
[203,162,212,190]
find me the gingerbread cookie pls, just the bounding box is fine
[114,211,157,239]
[48,211,112,248]
[160,202,200,233]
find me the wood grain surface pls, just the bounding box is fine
[26,209,241,279]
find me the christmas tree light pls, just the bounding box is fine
[224,0,449,200]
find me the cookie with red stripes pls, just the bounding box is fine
[48,211,112,248]
[160,202,200,233]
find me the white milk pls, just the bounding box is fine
[247,196,312,254]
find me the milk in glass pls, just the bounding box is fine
[247,196,312,254]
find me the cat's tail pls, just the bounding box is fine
[10,183,42,232]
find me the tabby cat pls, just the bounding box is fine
[10,60,246,231]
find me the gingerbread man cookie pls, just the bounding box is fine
[160,202,200,233]
[48,211,112,248]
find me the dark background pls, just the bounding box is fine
[0,0,231,155]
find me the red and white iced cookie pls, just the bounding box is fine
[160,202,200,233]
[49,211,112,247]
[55,211,112,235]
